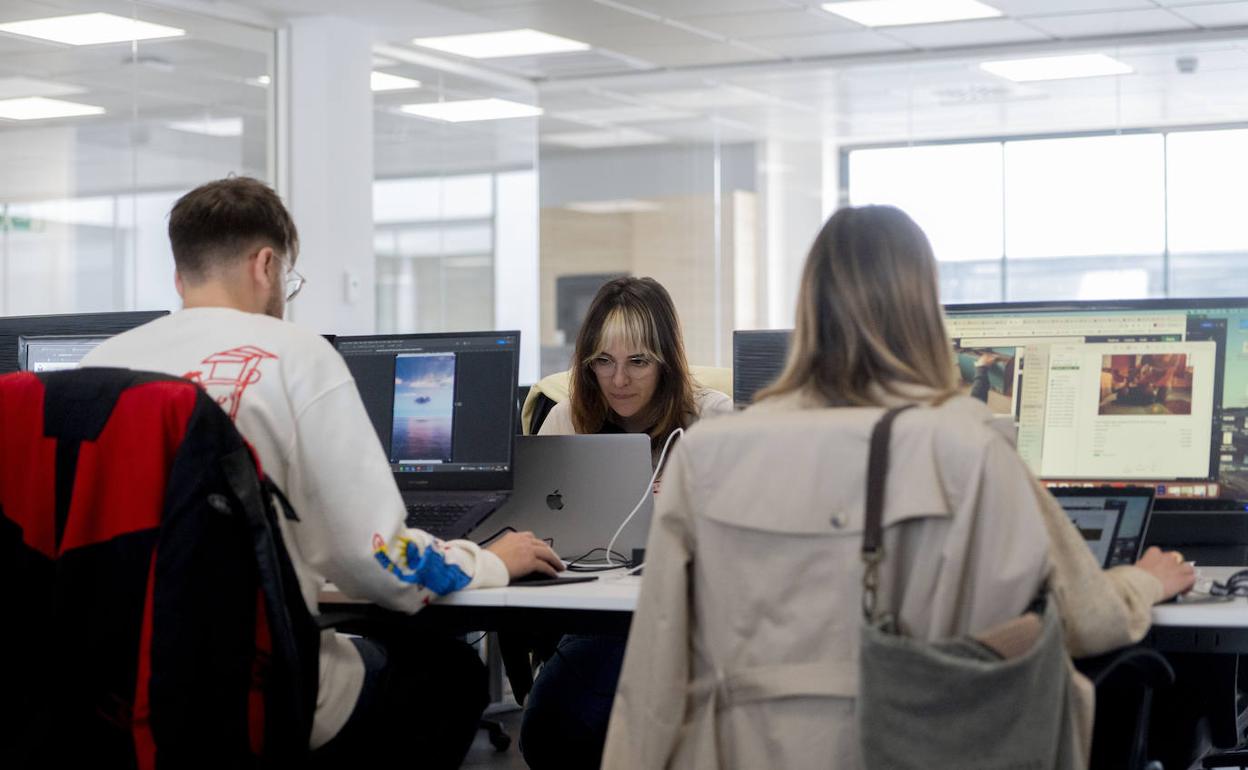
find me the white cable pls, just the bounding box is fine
[604,427,684,568]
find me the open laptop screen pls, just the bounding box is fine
[1051,487,1155,568]
[336,331,519,491]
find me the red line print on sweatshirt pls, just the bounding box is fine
[184,346,278,421]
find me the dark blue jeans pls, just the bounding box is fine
[311,633,488,769]
[520,635,627,770]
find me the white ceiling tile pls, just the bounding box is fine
[622,0,794,15]
[1026,9,1197,37]
[1169,2,1248,26]
[883,18,1053,47]
[750,30,913,58]
[578,22,724,50]
[674,9,859,38]
[1152,0,1248,6]
[985,0,1158,14]
[619,41,778,67]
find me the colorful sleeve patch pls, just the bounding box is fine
[372,533,471,596]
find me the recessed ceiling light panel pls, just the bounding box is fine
[412,28,589,59]
[0,97,104,121]
[980,53,1133,82]
[0,12,185,46]
[400,98,543,123]
[371,71,422,92]
[821,0,1001,27]
[543,128,668,149]
[565,199,663,214]
[168,117,244,137]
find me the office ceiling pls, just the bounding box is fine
[3,0,1248,182]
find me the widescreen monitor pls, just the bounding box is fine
[0,311,168,375]
[944,299,1248,504]
[335,331,520,491]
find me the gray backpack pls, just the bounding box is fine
[856,405,1083,770]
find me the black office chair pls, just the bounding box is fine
[1077,645,1176,770]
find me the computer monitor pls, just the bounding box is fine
[21,336,109,372]
[945,299,1248,562]
[0,311,169,375]
[335,331,520,491]
[732,330,792,408]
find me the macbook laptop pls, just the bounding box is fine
[468,434,655,561]
[336,331,521,540]
[1051,487,1156,568]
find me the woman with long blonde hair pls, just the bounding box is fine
[601,205,1193,769]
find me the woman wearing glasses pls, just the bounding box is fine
[538,275,731,456]
[522,276,730,770]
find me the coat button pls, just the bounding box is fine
[207,493,232,515]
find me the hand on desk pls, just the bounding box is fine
[1136,546,1198,601]
[487,531,563,580]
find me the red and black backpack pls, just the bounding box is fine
[0,368,319,769]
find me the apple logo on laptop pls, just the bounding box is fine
[545,489,564,511]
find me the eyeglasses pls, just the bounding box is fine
[278,257,305,302]
[588,355,657,378]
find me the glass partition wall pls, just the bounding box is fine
[0,0,275,316]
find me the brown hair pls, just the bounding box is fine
[169,176,299,282]
[759,205,957,406]
[569,277,698,450]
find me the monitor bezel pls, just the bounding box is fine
[334,330,521,492]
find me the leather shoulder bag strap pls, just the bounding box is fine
[861,403,917,623]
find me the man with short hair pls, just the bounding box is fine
[83,176,561,764]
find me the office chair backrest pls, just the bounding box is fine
[0,368,318,769]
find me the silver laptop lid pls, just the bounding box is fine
[469,434,654,561]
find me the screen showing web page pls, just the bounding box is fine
[946,305,1248,499]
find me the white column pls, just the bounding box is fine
[759,140,825,329]
[282,16,375,335]
[495,169,540,384]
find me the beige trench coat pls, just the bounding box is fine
[601,391,1163,770]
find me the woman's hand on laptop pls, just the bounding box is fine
[1136,546,1197,601]
[487,531,563,580]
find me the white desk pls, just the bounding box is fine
[324,564,1248,636]
[320,572,640,635]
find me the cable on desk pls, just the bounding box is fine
[565,547,633,572]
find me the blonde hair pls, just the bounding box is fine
[759,205,957,406]
[584,305,664,368]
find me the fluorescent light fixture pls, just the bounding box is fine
[412,28,589,59]
[399,98,542,123]
[0,12,185,46]
[0,97,104,120]
[168,117,244,137]
[371,71,422,92]
[0,76,84,99]
[821,0,1001,27]
[980,53,1133,82]
[246,75,272,88]
[543,128,668,149]
[565,199,662,215]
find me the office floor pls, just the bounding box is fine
[462,708,529,770]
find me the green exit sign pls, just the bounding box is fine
[0,214,37,232]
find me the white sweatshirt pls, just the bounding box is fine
[82,307,509,747]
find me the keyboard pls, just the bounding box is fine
[403,492,509,539]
